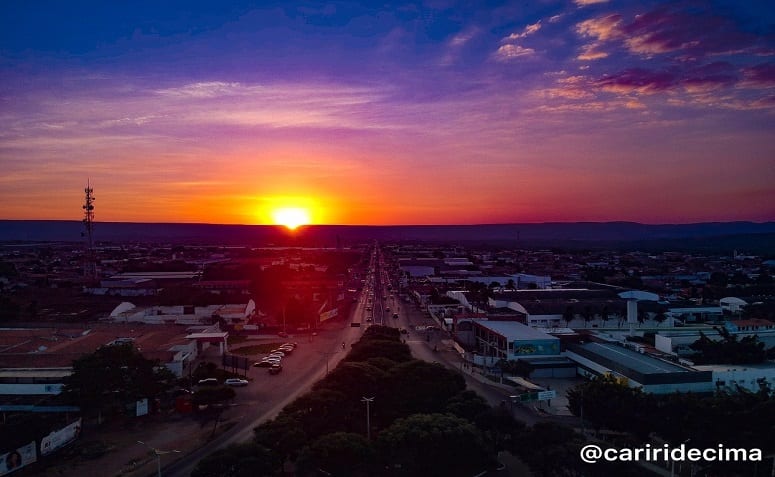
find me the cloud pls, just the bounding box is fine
[538,75,596,100]
[450,28,479,47]
[742,63,775,88]
[574,0,609,5]
[595,68,676,95]
[493,44,536,61]
[577,6,764,60]
[441,27,480,65]
[577,43,608,60]
[501,21,542,42]
[155,82,242,98]
[576,14,623,42]
[593,63,739,96]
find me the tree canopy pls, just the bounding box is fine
[60,343,175,417]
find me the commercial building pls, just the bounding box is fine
[565,342,713,394]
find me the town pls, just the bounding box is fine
[1,232,774,476]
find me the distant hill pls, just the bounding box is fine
[1,220,774,252]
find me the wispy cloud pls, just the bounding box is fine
[493,44,536,61]
[574,0,609,6]
[501,21,542,42]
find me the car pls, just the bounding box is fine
[197,378,218,386]
[282,342,298,349]
[268,364,282,375]
[278,331,289,338]
[224,378,249,387]
[269,351,285,357]
[393,313,399,319]
[253,359,277,367]
[278,347,294,354]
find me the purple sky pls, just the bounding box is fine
[1,0,774,225]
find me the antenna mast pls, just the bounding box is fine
[82,181,97,280]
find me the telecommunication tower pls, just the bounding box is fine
[82,181,97,280]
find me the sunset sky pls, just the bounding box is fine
[1,1,774,225]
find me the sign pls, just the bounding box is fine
[537,390,556,401]
[40,419,82,457]
[319,308,338,322]
[136,398,149,417]
[0,442,37,475]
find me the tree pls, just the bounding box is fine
[253,414,307,462]
[191,442,278,477]
[314,362,386,405]
[192,386,236,406]
[600,305,610,325]
[445,390,490,422]
[382,360,466,419]
[60,343,176,421]
[582,305,593,328]
[566,374,652,437]
[654,309,667,327]
[345,339,412,364]
[296,432,376,477]
[689,328,767,364]
[377,413,495,477]
[563,305,575,328]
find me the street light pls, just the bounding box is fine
[361,396,374,440]
[137,441,181,477]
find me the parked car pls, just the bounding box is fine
[268,363,282,375]
[254,359,277,367]
[224,378,249,387]
[269,350,286,357]
[197,378,218,386]
[282,342,298,349]
[278,331,289,338]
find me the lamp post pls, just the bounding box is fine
[361,396,374,440]
[137,441,180,477]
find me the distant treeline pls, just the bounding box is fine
[2,220,774,253]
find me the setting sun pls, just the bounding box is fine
[272,207,311,230]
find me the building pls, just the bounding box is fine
[465,321,561,366]
[565,342,713,394]
[105,300,256,326]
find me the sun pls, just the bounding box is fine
[271,207,311,230]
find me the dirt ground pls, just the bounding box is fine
[32,409,237,477]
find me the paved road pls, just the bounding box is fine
[164,303,369,476]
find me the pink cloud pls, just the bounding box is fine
[595,68,677,95]
[742,63,775,87]
[493,44,536,61]
[576,14,623,42]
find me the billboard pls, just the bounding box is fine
[0,441,37,475]
[513,339,560,356]
[319,308,338,322]
[40,418,82,457]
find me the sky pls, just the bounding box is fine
[1,0,774,226]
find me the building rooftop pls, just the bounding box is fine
[572,342,689,375]
[476,321,557,341]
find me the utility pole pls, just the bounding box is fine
[361,396,374,440]
[137,441,180,477]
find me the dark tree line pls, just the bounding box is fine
[192,326,644,477]
[567,375,775,476]
[689,327,769,364]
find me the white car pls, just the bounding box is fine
[224,378,249,387]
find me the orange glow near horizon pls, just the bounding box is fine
[271,207,311,230]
